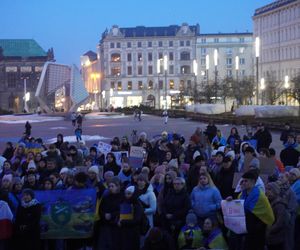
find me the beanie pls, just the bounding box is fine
[60,167,70,175]
[186,211,198,226]
[289,168,300,179]
[27,160,37,170]
[168,159,178,169]
[88,165,99,175]
[125,185,135,194]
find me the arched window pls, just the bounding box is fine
[148,80,153,89]
[111,53,121,62]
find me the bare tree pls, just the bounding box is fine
[229,77,255,106]
[200,83,215,103]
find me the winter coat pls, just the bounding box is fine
[184,145,201,164]
[99,192,122,225]
[14,199,41,250]
[186,165,201,193]
[266,198,288,245]
[138,184,157,227]
[205,125,217,143]
[215,165,235,199]
[161,189,191,229]
[191,185,222,218]
[104,162,121,176]
[280,128,293,144]
[253,128,272,150]
[280,143,300,167]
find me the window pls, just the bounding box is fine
[138,81,143,90]
[201,48,206,54]
[227,70,232,77]
[214,38,219,43]
[111,53,121,62]
[159,80,163,89]
[169,52,174,61]
[186,41,190,46]
[127,66,132,75]
[148,52,152,61]
[127,42,131,48]
[187,80,192,89]
[148,81,153,89]
[116,42,121,48]
[148,65,153,75]
[117,81,122,90]
[138,66,143,75]
[111,81,115,90]
[239,58,245,65]
[158,41,163,47]
[138,41,142,48]
[180,41,184,46]
[226,48,232,55]
[7,73,17,88]
[201,38,206,43]
[110,42,115,48]
[201,59,206,65]
[138,53,143,61]
[239,37,245,43]
[148,41,152,47]
[169,65,174,74]
[180,51,190,60]
[169,80,174,89]
[169,41,173,47]
[127,81,132,90]
[226,58,232,65]
[111,67,121,76]
[181,65,191,74]
[158,52,163,59]
[127,53,132,62]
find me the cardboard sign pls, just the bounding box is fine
[112,151,129,166]
[98,141,112,154]
[130,146,145,158]
[221,200,247,234]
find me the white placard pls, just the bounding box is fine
[98,141,112,154]
[112,151,128,166]
[129,146,145,158]
[221,200,247,234]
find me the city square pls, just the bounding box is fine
[0,0,300,250]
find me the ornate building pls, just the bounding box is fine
[0,39,54,112]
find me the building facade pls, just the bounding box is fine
[196,33,254,89]
[253,0,300,96]
[0,39,54,112]
[97,24,199,109]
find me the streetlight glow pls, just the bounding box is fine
[260,78,265,90]
[214,49,218,66]
[235,56,239,71]
[193,59,198,76]
[157,59,160,74]
[255,37,260,58]
[206,55,209,70]
[284,75,289,89]
[163,55,168,71]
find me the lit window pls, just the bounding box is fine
[169,80,174,89]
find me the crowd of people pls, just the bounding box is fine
[0,120,300,250]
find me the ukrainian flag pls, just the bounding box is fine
[204,228,228,250]
[178,225,202,249]
[120,203,133,220]
[241,186,275,225]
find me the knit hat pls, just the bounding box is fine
[242,170,258,181]
[186,211,198,226]
[154,165,166,175]
[211,150,218,157]
[2,174,13,183]
[226,150,235,160]
[267,182,280,196]
[139,132,147,138]
[125,185,135,194]
[104,171,114,180]
[289,168,300,178]
[60,167,69,175]
[168,159,178,169]
[165,170,177,181]
[161,131,168,136]
[108,176,121,187]
[88,165,99,175]
[27,160,37,170]
[22,188,35,199]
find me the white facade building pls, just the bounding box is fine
[97,24,199,109]
[253,0,300,86]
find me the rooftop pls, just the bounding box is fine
[0,39,47,57]
[254,0,298,16]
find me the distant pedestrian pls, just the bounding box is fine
[76,113,83,128]
[280,122,293,145]
[71,112,77,127]
[163,110,168,124]
[74,126,82,142]
[25,121,31,137]
[138,109,142,121]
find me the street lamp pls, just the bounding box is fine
[260,77,265,105]
[157,59,162,109]
[235,55,239,82]
[214,49,218,103]
[163,55,168,109]
[284,75,289,105]
[255,37,260,105]
[193,59,198,95]
[206,54,209,87]
[90,73,100,110]
[21,76,30,113]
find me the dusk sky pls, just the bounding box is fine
[1,0,273,65]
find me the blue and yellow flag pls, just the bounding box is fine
[178,225,202,249]
[241,186,275,225]
[203,228,228,250]
[120,203,133,220]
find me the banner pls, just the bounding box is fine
[98,141,112,154]
[35,189,97,239]
[221,200,247,234]
[129,146,145,169]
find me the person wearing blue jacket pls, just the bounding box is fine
[191,172,222,226]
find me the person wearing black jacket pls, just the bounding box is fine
[104,153,121,176]
[280,134,300,167]
[98,177,122,250]
[2,141,14,160]
[161,177,191,241]
[14,189,41,250]
[280,123,293,145]
[119,186,143,250]
[253,123,272,151]
[205,120,217,143]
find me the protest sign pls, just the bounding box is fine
[129,146,145,169]
[112,151,128,166]
[35,189,97,239]
[221,199,247,234]
[98,141,112,154]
